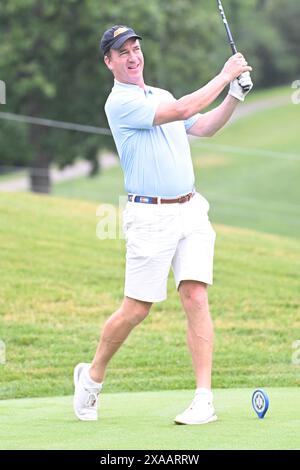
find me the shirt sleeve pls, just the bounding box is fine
[106,91,158,131]
[184,113,201,131]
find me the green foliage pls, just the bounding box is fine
[0,0,299,172]
[0,0,115,171]
[0,121,32,170]
[268,0,300,81]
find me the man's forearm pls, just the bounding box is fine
[154,53,252,126]
[188,94,239,137]
[177,73,230,119]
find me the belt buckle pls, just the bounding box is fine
[178,193,190,204]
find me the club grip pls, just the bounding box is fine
[242,84,252,92]
[238,72,252,92]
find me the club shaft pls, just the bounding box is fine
[217,0,251,92]
[217,0,237,55]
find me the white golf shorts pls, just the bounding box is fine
[122,192,216,303]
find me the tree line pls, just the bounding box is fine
[0,0,299,192]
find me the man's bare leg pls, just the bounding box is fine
[178,280,214,389]
[89,296,152,383]
[174,280,216,424]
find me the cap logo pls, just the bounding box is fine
[114,27,128,38]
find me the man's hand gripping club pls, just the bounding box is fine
[221,53,253,102]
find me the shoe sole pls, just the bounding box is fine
[174,414,218,425]
[73,363,97,421]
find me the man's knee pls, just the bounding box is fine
[179,281,208,311]
[122,296,152,326]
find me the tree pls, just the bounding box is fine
[0,0,115,192]
[0,0,299,192]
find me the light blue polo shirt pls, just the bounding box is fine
[104,79,200,198]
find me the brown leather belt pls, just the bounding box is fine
[128,191,195,204]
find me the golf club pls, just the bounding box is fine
[216,0,252,92]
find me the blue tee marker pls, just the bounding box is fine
[252,389,269,419]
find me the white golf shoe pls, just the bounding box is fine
[73,363,103,421]
[174,390,217,425]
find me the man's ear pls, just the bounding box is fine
[104,55,113,71]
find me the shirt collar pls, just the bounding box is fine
[114,79,153,95]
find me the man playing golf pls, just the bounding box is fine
[73,25,253,424]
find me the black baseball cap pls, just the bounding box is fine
[100,25,142,56]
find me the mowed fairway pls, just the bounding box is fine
[0,389,299,450]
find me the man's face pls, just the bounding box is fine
[104,38,144,87]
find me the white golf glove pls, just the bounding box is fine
[229,72,253,102]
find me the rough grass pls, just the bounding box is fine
[0,193,299,400]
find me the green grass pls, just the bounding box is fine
[53,88,300,238]
[241,84,292,103]
[0,192,299,401]
[53,164,125,206]
[0,389,299,450]
[0,169,27,182]
[192,103,300,238]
